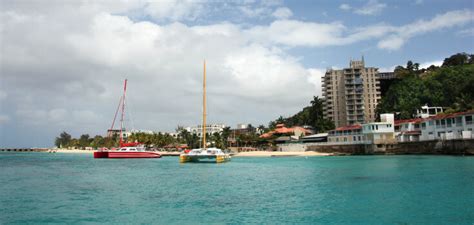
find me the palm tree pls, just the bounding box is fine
[221,126,231,148]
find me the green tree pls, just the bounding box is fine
[406,60,414,71]
[91,135,104,149]
[55,131,72,148]
[268,96,334,132]
[442,52,470,67]
[221,126,231,148]
[79,134,91,149]
[377,54,474,118]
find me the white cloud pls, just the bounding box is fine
[223,44,311,98]
[246,20,346,47]
[354,0,387,16]
[378,65,397,73]
[1,1,473,147]
[377,9,473,50]
[144,0,204,21]
[419,60,443,69]
[1,3,319,146]
[377,35,405,50]
[340,0,386,16]
[272,7,293,19]
[246,10,472,50]
[307,68,325,97]
[339,4,351,11]
[458,27,474,37]
[379,59,443,72]
[238,6,271,18]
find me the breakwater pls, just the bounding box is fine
[306,139,474,155]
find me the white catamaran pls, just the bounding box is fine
[179,61,231,163]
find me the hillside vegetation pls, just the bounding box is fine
[376,53,474,119]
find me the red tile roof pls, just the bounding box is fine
[424,110,474,120]
[334,124,362,131]
[259,125,312,138]
[395,118,423,125]
[394,110,474,125]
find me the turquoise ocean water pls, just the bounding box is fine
[0,153,473,224]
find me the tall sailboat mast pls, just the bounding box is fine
[202,61,207,150]
[179,61,231,163]
[120,79,128,145]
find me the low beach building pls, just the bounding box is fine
[362,114,396,152]
[419,110,474,141]
[327,125,365,144]
[395,118,423,142]
[260,124,313,139]
[301,133,328,143]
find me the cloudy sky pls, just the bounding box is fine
[1,0,473,147]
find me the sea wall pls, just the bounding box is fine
[307,143,367,154]
[305,139,474,155]
[276,143,307,152]
[387,139,474,155]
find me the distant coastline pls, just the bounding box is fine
[52,149,333,157]
[0,148,334,157]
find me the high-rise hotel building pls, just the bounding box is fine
[322,58,381,127]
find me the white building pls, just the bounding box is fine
[362,113,396,145]
[123,129,179,139]
[394,118,423,142]
[185,123,226,137]
[327,113,396,146]
[419,111,473,141]
[416,105,445,118]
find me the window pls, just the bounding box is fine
[429,121,434,126]
[344,137,347,142]
[447,119,452,127]
[456,117,462,126]
[421,123,426,130]
[466,115,473,125]
[441,119,446,126]
[376,125,379,130]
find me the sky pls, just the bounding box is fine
[1,0,473,147]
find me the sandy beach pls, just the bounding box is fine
[234,151,332,157]
[54,149,95,154]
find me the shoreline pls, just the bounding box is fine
[233,151,332,157]
[47,149,332,157]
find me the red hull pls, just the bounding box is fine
[94,151,161,158]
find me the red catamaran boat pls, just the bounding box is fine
[94,79,161,159]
